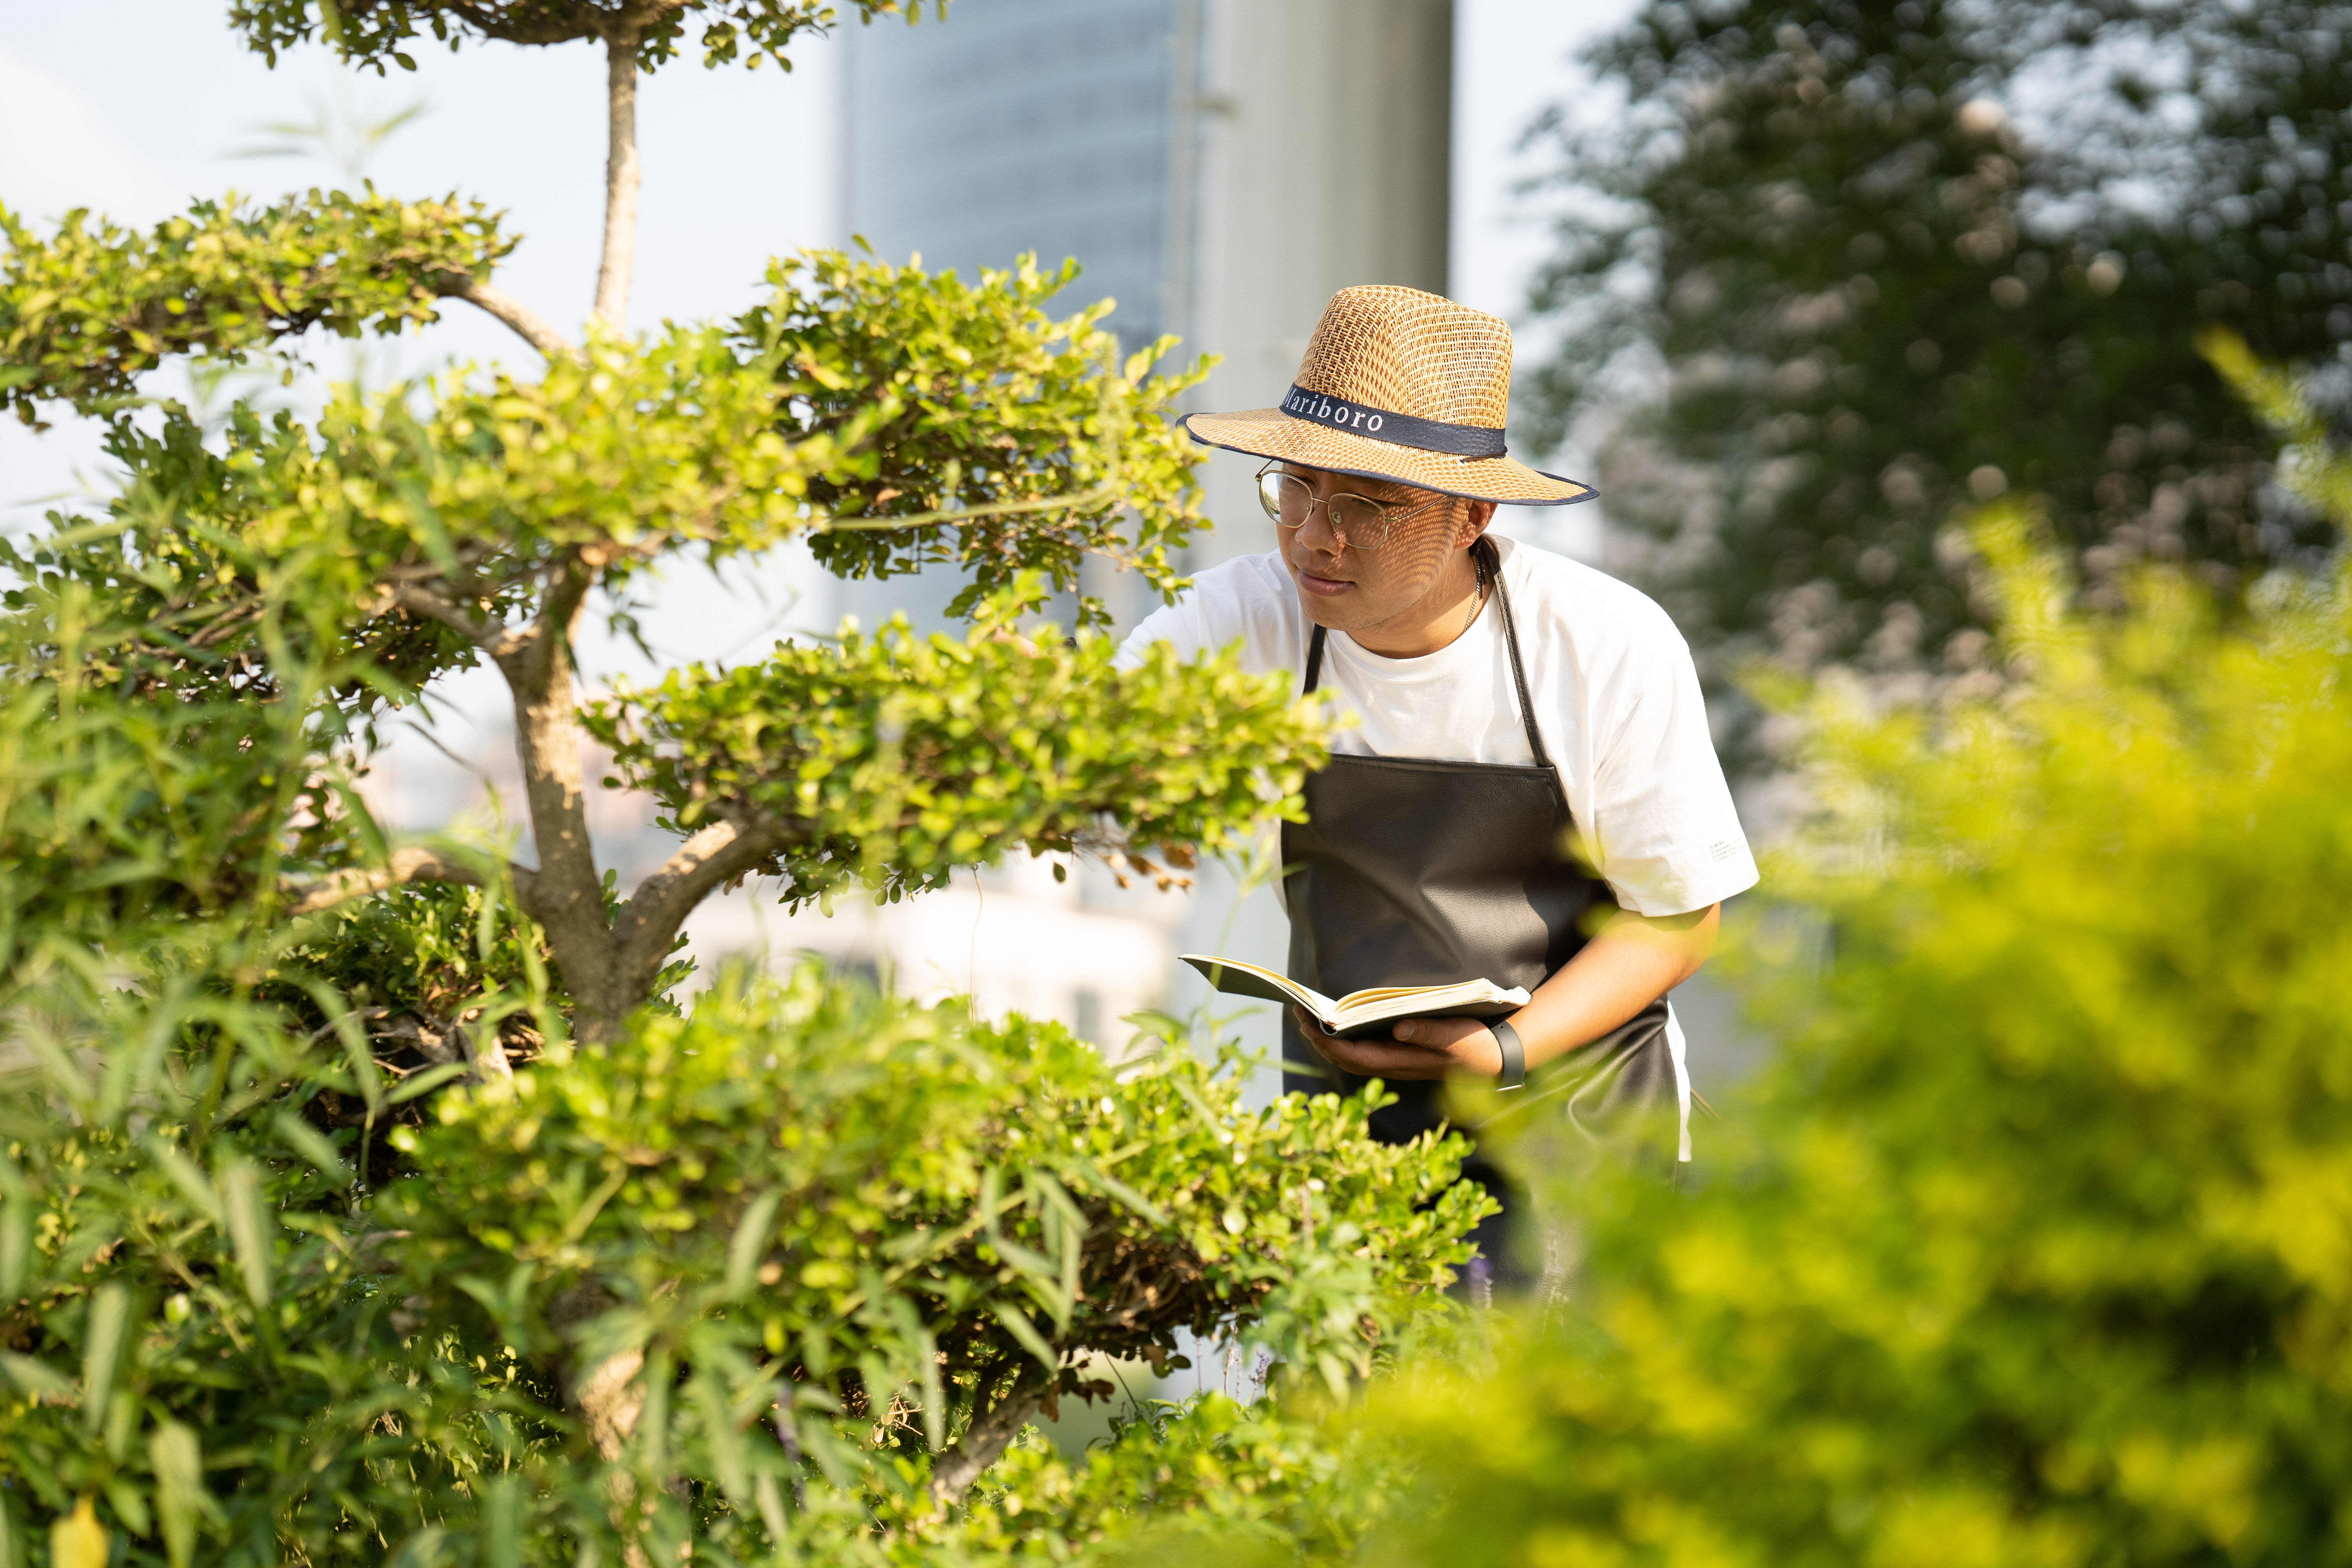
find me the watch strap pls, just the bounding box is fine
[1490,1019,1526,1092]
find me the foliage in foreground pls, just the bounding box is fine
[0,953,1480,1568]
[1338,354,2352,1566]
[586,606,1314,911]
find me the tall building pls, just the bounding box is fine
[844,0,1454,570]
[844,0,1187,358]
[730,0,1457,1068]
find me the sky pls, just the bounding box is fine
[0,0,1637,828]
[1452,1,1636,350]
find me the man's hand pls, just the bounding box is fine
[1293,1006,1503,1081]
[1289,902,1723,1085]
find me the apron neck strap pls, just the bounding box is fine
[1480,537,1556,771]
[1299,536,1555,772]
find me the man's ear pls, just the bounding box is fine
[1457,499,1498,547]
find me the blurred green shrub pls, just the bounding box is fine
[1335,336,2352,1566]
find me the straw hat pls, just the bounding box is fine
[1180,285,1594,506]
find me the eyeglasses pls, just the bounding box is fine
[1256,463,1450,552]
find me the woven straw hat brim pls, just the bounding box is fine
[1182,408,1594,506]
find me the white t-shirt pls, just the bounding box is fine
[1116,535,1758,918]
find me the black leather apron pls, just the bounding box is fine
[1279,538,1681,1290]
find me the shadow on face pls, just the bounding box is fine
[1274,462,1496,638]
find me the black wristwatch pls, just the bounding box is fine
[1490,1019,1526,1092]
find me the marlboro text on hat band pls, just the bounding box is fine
[1278,384,1509,459]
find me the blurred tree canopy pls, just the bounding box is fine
[1309,339,2352,1566]
[1526,0,2350,669]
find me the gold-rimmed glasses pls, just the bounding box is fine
[1256,463,1450,552]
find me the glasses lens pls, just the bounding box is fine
[1260,472,1395,551]
[1327,494,1392,551]
[1256,469,1289,524]
[1261,472,1318,527]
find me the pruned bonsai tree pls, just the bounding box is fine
[0,5,1487,1566]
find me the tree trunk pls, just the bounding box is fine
[494,564,629,1044]
[510,650,630,1044]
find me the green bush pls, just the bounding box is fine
[0,946,1479,1568]
[0,4,1483,1564]
[938,1392,1395,1564]
[1340,345,2352,1566]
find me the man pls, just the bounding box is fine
[1119,286,1757,1286]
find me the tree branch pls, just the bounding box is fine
[610,815,795,998]
[387,584,503,650]
[451,279,577,362]
[929,1377,1045,1506]
[593,15,648,328]
[281,846,528,918]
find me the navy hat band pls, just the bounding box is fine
[1278,383,1508,459]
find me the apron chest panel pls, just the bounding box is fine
[1278,539,1689,1288]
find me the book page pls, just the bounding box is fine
[1179,955,1339,1020]
[1327,981,1530,1034]
[1332,983,1469,1010]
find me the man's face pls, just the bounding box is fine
[1274,463,1490,633]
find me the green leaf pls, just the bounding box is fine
[724,1189,782,1298]
[80,1284,131,1433]
[479,1473,523,1568]
[99,1478,149,1539]
[915,1319,945,1454]
[991,1300,1059,1377]
[690,1374,752,1506]
[383,1525,446,1568]
[145,1141,226,1225]
[217,1158,273,1307]
[387,1062,468,1104]
[148,1421,206,1568]
[0,1351,73,1401]
[450,1262,536,1330]
[300,980,384,1114]
[1027,1168,1086,1325]
[633,1350,673,1476]
[0,1199,30,1301]
[270,1109,350,1180]
[1067,1156,1167,1226]
[0,190,512,419]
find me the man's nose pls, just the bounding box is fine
[1292,502,1347,555]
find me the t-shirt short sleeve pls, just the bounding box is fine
[1115,554,1303,674]
[1574,596,1759,917]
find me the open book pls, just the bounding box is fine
[1180,954,1530,1040]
